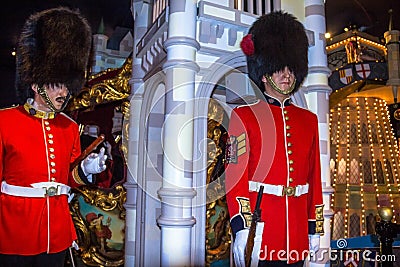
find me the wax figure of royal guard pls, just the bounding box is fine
[0,7,108,267]
[225,11,324,267]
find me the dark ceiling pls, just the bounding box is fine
[325,0,400,39]
[0,0,399,107]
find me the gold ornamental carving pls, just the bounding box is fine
[69,185,126,266]
[67,57,132,113]
[205,98,232,266]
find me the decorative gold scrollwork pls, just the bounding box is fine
[67,57,132,112]
[69,185,126,266]
[205,98,232,266]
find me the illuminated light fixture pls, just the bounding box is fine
[326,36,386,53]
[330,97,400,237]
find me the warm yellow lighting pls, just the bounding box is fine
[325,32,331,39]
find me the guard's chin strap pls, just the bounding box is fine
[37,87,71,112]
[265,75,296,95]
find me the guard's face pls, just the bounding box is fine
[271,67,295,93]
[33,84,70,112]
[262,67,297,99]
[45,84,70,110]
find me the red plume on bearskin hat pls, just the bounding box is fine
[241,11,309,93]
[15,7,92,103]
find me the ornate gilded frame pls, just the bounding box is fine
[69,185,127,266]
[66,57,132,115]
[205,98,232,266]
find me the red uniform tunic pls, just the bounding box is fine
[0,105,84,255]
[225,95,323,263]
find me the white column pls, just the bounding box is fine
[156,0,199,266]
[304,0,333,266]
[124,1,150,267]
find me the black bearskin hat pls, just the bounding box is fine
[15,7,92,103]
[241,11,309,93]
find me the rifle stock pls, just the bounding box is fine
[245,185,264,267]
[70,134,105,171]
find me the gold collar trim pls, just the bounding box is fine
[23,100,56,119]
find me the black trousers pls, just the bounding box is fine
[0,250,67,267]
[258,260,305,267]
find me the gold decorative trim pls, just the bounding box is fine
[205,98,231,266]
[69,184,126,266]
[315,205,324,234]
[67,57,132,112]
[72,166,85,185]
[238,197,252,228]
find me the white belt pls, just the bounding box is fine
[1,181,70,198]
[249,181,309,197]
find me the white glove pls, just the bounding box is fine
[233,229,249,267]
[82,147,107,175]
[308,234,320,254]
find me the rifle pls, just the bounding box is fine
[70,134,105,171]
[245,185,264,267]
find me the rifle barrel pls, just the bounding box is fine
[244,184,264,267]
[255,185,264,209]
